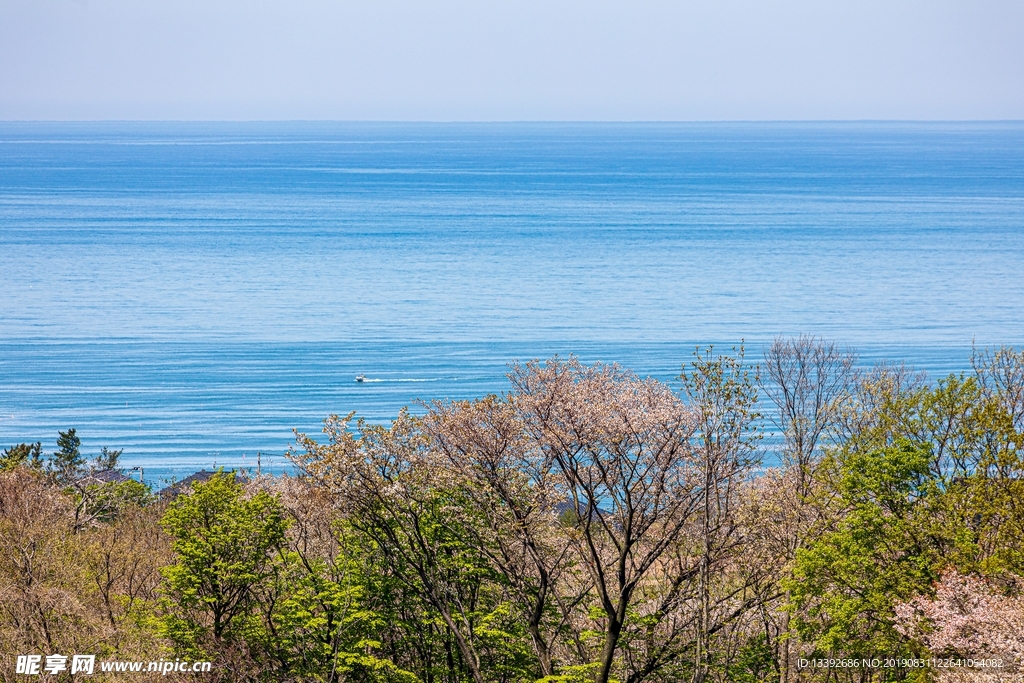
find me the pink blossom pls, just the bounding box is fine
[896,570,1024,682]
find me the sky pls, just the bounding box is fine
[0,0,1022,121]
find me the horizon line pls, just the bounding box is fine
[3,118,1024,125]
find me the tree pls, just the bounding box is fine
[423,393,590,679]
[965,346,1024,577]
[1,442,43,471]
[292,410,534,683]
[0,468,83,656]
[761,336,855,497]
[51,428,85,484]
[788,440,940,667]
[833,356,1024,579]
[292,356,771,683]
[0,466,168,670]
[758,336,855,683]
[95,446,123,471]
[834,362,928,454]
[83,502,171,651]
[79,478,154,524]
[253,475,420,683]
[160,471,289,662]
[510,357,703,683]
[680,346,764,683]
[895,570,1024,682]
[973,345,1024,433]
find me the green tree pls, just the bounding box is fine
[787,440,939,668]
[249,477,422,683]
[95,445,123,471]
[51,428,85,484]
[1,442,43,471]
[160,471,289,659]
[834,361,1024,578]
[258,529,420,683]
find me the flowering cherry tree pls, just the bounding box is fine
[896,570,1024,683]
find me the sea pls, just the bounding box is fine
[1,122,1023,485]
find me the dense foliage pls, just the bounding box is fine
[2,341,1023,682]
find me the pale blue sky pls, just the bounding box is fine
[1,0,1021,120]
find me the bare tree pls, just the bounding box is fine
[761,335,856,497]
[758,336,855,683]
[973,345,1024,438]
[0,468,169,675]
[84,504,170,638]
[0,468,80,658]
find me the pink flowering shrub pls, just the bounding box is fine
[895,570,1024,682]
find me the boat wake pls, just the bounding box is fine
[357,378,453,383]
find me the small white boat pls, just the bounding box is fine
[355,374,366,383]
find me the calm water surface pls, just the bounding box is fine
[1,123,1022,482]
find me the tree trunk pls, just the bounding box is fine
[596,611,625,683]
[435,606,486,683]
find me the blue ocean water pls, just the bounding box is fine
[1,122,1023,483]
